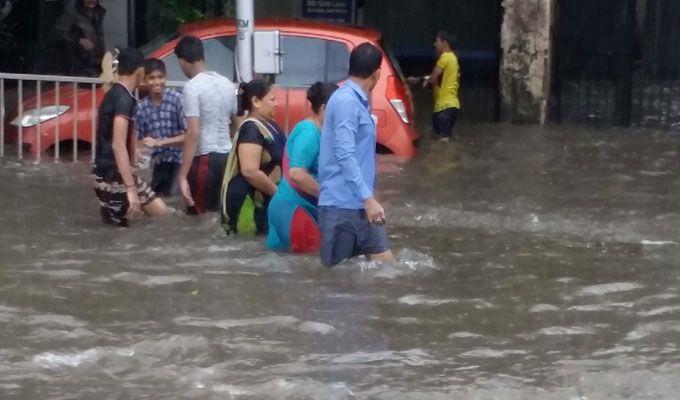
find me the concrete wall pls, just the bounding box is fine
[499,0,554,124]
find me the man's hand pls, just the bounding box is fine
[79,38,95,51]
[126,187,144,220]
[178,177,195,207]
[143,137,159,148]
[364,196,386,225]
[406,76,421,86]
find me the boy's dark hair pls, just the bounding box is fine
[117,48,144,75]
[348,43,383,79]
[174,36,204,63]
[437,30,457,49]
[238,79,273,114]
[307,82,339,114]
[144,58,166,76]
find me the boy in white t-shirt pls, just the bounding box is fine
[174,35,239,214]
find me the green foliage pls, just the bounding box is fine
[152,0,205,34]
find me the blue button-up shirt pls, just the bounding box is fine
[319,79,376,209]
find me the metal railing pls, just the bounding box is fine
[0,72,186,163]
[1,73,102,163]
[0,71,313,164]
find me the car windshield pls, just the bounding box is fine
[139,33,180,56]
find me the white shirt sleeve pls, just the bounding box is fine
[183,82,200,118]
[231,91,238,117]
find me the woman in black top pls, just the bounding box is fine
[221,79,286,235]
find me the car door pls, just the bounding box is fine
[273,35,350,134]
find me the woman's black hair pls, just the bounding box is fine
[238,79,273,115]
[307,82,339,114]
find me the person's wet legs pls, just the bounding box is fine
[142,197,169,217]
[433,107,459,141]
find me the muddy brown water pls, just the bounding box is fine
[1,123,680,399]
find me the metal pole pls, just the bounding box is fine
[73,82,78,162]
[36,80,41,163]
[0,78,4,159]
[17,80,22,159]
[236,0,254,82]
[91,83,96,163]
[55,82,60,162]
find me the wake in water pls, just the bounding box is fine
[320,248,439,279]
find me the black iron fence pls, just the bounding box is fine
[552,0,680,130]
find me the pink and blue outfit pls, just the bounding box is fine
[266,120,322,252]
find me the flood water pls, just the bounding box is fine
[1,123,680,399]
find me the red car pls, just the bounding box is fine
[6,18,419,158]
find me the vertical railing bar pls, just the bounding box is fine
[284,88,290,134]
[36,80,42,163]
[0,78,5,159]
[55,81,60,162]
[73,82,78,162]
[17,80,23,159]
[90,83,96,164]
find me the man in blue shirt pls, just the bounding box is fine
[318,43,396,267]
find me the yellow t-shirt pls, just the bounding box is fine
[433,51,460,112]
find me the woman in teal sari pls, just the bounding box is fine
[266,82,338,252]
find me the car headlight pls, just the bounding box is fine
[10,105,70,128]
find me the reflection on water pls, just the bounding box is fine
[1,123,680,399]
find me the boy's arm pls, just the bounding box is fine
[112,116,135,187]
[166,92,187,147]
[426,54,448,87]
[178,117,199,206]
[145,92,187,147]
[425,67,443,87]
[155,133,186,147]
[407,55,445,87]
[177,85,200,206]
[112,116,142,215]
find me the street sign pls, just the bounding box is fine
[302,0,356,24]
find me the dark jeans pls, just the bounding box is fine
[151,161,180,197]
[432,107,459,138]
